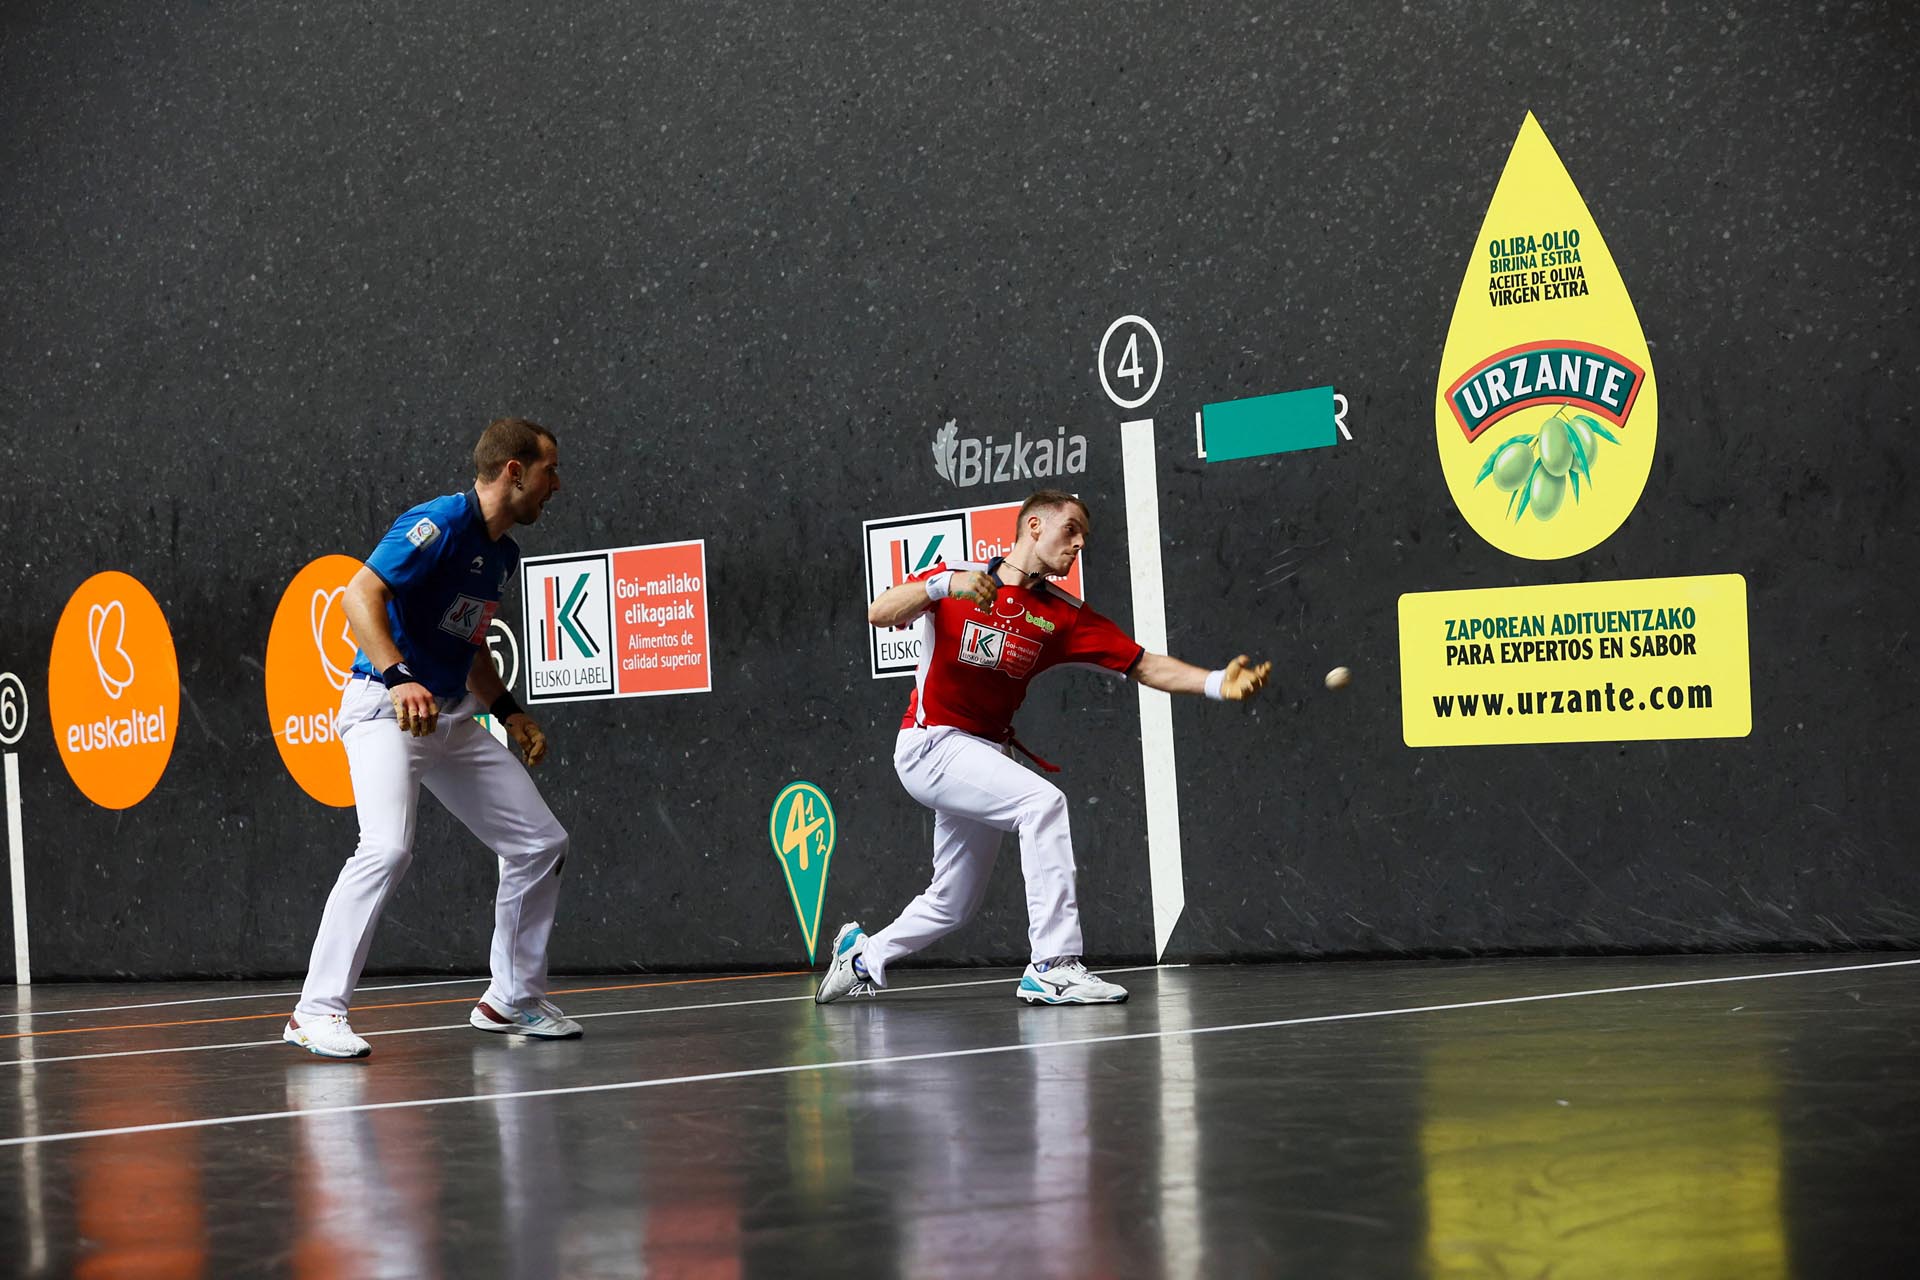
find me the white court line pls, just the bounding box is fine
[0,975,491,1022]
[6,754,27,985]
[3,956,1913,1149]
[0,967,1166,1069]
[1120,415,1186,963]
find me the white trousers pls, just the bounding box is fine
[864,726,1082,985]
[295,680,569,1018]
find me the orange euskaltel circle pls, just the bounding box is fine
[265,554,363,808]
[47,570,180,809]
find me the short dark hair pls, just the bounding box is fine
[474,417,556,481]
[1016,489,1089,536]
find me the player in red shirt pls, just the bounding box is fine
[818,489,1271,1005]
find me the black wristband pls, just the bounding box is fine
[380,662,418,689]
[489,693,523,722]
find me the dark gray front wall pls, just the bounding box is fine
[1,3,1914,978]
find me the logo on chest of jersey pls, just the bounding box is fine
[959,620,1041,679]
[438,594,499,644]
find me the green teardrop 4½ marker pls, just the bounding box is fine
[769,781,836,962]
[1435,113,1659,560]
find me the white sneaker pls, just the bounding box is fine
[815,922,878,1004]
[283,1012,372,1058]
[470,997,583,1039]
[1017,959,1128,1005]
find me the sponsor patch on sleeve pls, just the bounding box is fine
[407,518,441,549]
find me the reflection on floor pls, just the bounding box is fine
[1,953,1915,1278]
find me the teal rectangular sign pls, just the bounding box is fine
[1203,386,1338,461]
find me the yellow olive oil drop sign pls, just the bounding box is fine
[1436,113,1657,560]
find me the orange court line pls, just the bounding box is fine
[0,971,812,1041]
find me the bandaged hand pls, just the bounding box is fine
[390,683,439,736]
[1221,654,1272,701]
[506,713,548,766]
[949,570,999,611]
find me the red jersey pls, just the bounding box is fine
[899,559,1144,740]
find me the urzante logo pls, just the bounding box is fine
[932,419,1088,488]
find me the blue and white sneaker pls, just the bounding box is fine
[470,997,583,1039]
[1017,959,1127,1004]
[815,922,877,1004]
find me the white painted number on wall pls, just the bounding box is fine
[0,673,26,747]
[486,619,520,692]
[1117,334,1144,389]
[1098,315,1164,410]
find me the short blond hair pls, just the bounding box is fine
[1015,489,1089,536]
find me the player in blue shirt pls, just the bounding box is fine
[285,417,580,1058]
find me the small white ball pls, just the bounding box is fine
[1324,666,1352,690]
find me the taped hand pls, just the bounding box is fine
[1221,654,1272,701]
[950,570,999,612]
[390,683,439,736]
[506,713,548,766]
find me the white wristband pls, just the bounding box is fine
[923,571,954,602]
[1204,669,1228,701]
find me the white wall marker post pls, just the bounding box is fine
[1120,419,1185,960]
[6,755,27,987]
[1,671,28,987]
[1098,316,1183,961]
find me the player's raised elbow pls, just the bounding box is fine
[868,584,922,629]
[869,602,914,629]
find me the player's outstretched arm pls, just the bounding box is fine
[1130,652,1272,701]
[867,570,997,628]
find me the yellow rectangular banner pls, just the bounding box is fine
[1399,574,1751,747]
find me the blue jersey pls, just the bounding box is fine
[350,490,520,697]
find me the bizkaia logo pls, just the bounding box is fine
[265,555,362,807]
[861,501,1086,679]
[48,571,180,809]
[932,418,1089,488]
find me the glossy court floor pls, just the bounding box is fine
[0,953,1915,1279]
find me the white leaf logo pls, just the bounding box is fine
[87,600,136,700]
[933,419,960,483]
[309,587,356,691]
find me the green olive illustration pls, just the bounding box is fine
[1538,420,1574,477]
[1491,441,1534,491]
[1568,417,1596,469]
[1529,469,1567,520]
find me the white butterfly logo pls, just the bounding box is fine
[87,600,136,700]
[309,587,357,692]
